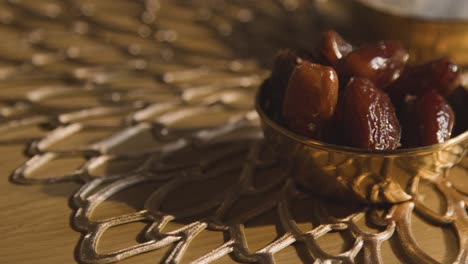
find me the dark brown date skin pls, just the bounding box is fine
[324,99,345,145]
[342,77,401,150]
[336,41,409,88]
[448,86,468,136]
[386,58,460,101]
[319,30,353,65]
[405,90,455,147]
[265,50,301,121]
[282,61,339,139]
[270,49,301,93]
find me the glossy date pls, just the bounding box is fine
[404,90,455,147]
[282,61,339,140]
[336,41,409,88]
[342,77,401,150]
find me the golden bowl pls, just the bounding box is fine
[256,82,468,204]
[351,0,468,65]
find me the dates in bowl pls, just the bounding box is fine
[262,30,467,151]
[257,31,467,204]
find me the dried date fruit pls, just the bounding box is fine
[403,90,455,147]
[447,86,468,136]
[323,99,345,145]
[265,50,301,121]
[319,30,353,65]
[336,41,409,88]
[386,58,460,101]
[282,61,339,139]
[398,96,419,148]
[342,77,401,150]
[270,49,301,93]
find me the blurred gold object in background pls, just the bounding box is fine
[352,0,468,65]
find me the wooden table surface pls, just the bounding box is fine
[0,1,466,263]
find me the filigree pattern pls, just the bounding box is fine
[2,0,467,263]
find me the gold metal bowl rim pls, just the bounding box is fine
[255,86,468,157]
